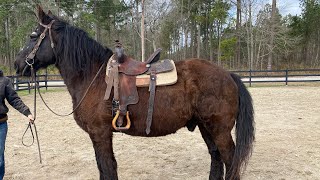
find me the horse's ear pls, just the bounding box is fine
[48,10,53,16]
[37,5,46,21]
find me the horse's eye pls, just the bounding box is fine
[30,32,38,38]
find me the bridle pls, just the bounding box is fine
[25,19,56,66]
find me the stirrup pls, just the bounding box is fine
[112,110,131,131]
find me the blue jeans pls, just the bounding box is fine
[0,122,7,180]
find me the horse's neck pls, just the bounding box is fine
[57,62,105,105]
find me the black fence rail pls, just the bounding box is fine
[231,69,320,87]
[6,69,320,93]
[7,74,64,93]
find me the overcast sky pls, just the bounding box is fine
[270,0,302,16]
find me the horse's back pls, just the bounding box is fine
[175,58,237,94]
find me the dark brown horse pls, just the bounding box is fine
[14,6,254,180]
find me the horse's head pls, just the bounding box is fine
[15,6,59,76]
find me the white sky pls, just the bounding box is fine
[275,0,302,16]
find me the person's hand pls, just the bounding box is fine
[28,114,35,124]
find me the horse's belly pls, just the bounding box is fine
[123,88,193,137]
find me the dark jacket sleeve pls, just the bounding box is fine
[4,77,13,89]
[5,85,31,117]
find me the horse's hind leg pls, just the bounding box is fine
[89,127,118,180]
[198,123,224,180]
[207,119,239,180]
[212,129,237,180]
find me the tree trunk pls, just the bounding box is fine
[245,6,250,70]
[197,4,201,58]
[256,37,262,70]
[217,21,221,66]
[5,16,11,74]
[209,25,214,62]
[250,8,254,70]
[267,0,276,70]
[131,7,137,59]
[315,31,320,66]
[197,23,201,58]
[141,0,145,62]
[236,0,241,69]
[191,21,195,58]
[152,39,156,52]
[95,23,101,42]
[184,28,188,59]
[93,0,100,42]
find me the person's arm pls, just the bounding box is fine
[4,77,13,89]
[5,85,34,122]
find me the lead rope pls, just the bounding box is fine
[22,65,42,164]
[36,60,107,117]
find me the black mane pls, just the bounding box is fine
[53,20,113,79]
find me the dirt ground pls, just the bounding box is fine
[3,86,320,180]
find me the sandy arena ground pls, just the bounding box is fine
[3,86,320,180]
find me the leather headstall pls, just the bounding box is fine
[26,19,55,65]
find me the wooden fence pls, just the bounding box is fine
[231,69,320,86]
[7,69,320,93]
[7,74,64,93]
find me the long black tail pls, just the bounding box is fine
[230,73,255,178]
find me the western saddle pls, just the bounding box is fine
[104,41,176,134]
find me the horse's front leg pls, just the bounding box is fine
[89,126,118,180]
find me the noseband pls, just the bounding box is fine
[25,19,55,66]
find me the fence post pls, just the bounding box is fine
[285,69,288,86]
[249,69,252,87]
[15,76,18,91]
[36,74,39,91]
[45,68,48,90]
[28,78,31,94]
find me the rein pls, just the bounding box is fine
[21,66,42,164]
[37,62,106,117]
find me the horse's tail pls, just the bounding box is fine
[230,73,255,178]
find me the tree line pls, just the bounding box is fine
[0,0,319,75]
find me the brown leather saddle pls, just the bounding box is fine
[104,42,174,134]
